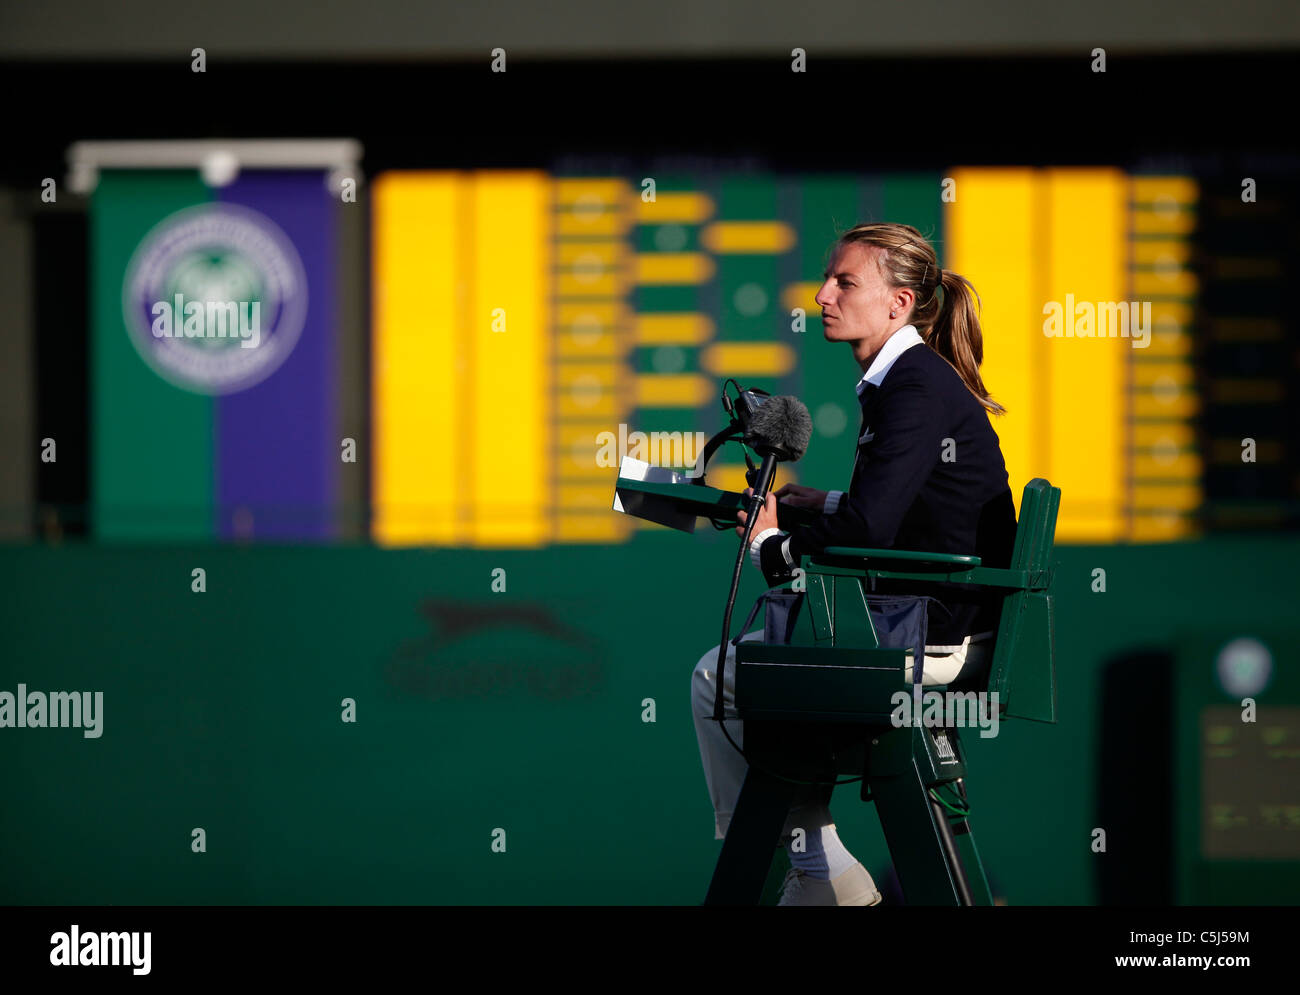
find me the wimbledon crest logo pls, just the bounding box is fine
[121,203,308,394]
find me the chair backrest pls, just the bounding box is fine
[983,478,1061,723]
[1008,477,1060,578]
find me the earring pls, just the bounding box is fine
[889,311,896,318]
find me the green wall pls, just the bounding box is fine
[1,532,1296,904]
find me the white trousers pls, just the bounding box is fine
[691,630,993,840]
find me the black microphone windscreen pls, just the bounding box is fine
[746,395,812,461]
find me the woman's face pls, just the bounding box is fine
[814,242,910,354]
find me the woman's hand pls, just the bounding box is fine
[773,482,829,511]
[735,487,780,539]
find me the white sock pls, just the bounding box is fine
[785,823,858,880]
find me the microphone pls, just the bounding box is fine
[715,395,812,723]
[742,394,813,512]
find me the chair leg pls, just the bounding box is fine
[869,726,996,906]
[704,763,799,905]
[868,725,968,905]
[871,772,964,904]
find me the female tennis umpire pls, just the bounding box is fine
[691,222,1018,905]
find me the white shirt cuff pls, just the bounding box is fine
[749,527,783,570]
[824,490,844,515]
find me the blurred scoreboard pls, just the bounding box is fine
[370,168,1204,547]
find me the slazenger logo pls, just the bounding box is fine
[50,925,151,975]
[121,202,308,395]
[384,599,607,702]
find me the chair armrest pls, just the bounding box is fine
[817,546,983,568]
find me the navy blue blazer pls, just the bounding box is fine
[758,341,1017,648]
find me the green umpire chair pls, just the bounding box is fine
[705,478,1061,905]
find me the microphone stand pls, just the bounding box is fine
[711,448,780,723]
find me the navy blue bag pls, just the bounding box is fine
[731,587,804,648]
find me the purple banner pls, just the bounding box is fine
[216,170,337,540]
